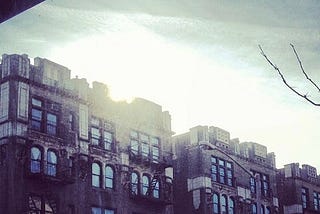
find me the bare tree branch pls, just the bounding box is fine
[290,43,320,92]
[259,45,320,106]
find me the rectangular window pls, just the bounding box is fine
[314,192,320,210]
[28,195,56,214]
[250,171,269,197]
[151,137,160,162]
[211,156,233,186]
[130,140,139,155]
[250,177,256,193]
[261,174,269,197]
[90,118,114,151]
[91,127,100,146]
[105,209,115,214]
[31,108,42,131]
[91,207,115,214]
[32,98,42,107]
[30,98,59,136]
[92,207,102,214]
[302,187,308,209]
[103,131,113,150]
[47,113,57,135]
[141,142,149,158]
[129,131,160,162]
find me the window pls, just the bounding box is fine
[103,131,113,150]
[91,207,115,214]
[31,108,42,131]
[46,113,57,135]
[261,204,265,214]
[302,187,308,209]
[219,167,225,184]
[252,203,257,214]
[220,195,227,214]
[105,210,115,214]
[105,166,114,189]
[92,163,101,188]
[314,192,320,210]
[28,195,56,214]
[90,118,114,151]
[153,180,160,199]
[226,162,233,186]
[250,171,269,197]
[250,176,256,193]
[212,193,219,214]
[129,131,161,161]
[30,98,59,136]
[142,175,150,195]
[31,147,41,173]
[211,157,217,182]
[131,172,139,195]
[68,113,74,131]
[140,134,149,158]
[228,197,234,214]
[211,156,233,186]
[261,174,269,197]
[46,150,57,177]
[151,137,160,163]
[266,207,271,214]
[130,139,139,155]
[91,127,100,146]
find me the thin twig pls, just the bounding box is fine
[290,43,320,92]
[259,45,320,106]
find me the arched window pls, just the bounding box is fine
[105,165,114,189]
[153,179,160,199]
[212,193,219,214]
[31,147,41,173]
[131,172,139,195]
[142,175,150,195]
[228,197,235,214]
[92,163,101,187]
[221,195,227,214]
[252,203,257,214]
[47,150,57,176]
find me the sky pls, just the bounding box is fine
[1,0,320,170]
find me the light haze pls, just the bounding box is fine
[1,0,320,169]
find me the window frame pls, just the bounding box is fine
[90,118,114,151]
[30,97,60,136]
[30,146,42,174]
[129,131,161,162]
[105,165,114,189]
[46,150,58,177]
[302,187,309,209]
[131,172,139,195]
[211,156,233,186]
[92,162,102,188]
[142,174,150,196]
[212,193,219,214]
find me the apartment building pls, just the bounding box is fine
[277,163,320,214]
[173,125,279,214]
[0,54,174,214]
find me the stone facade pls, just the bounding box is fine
[0,54,174,214]
[173,125,279,214]
[277,163,320,214]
